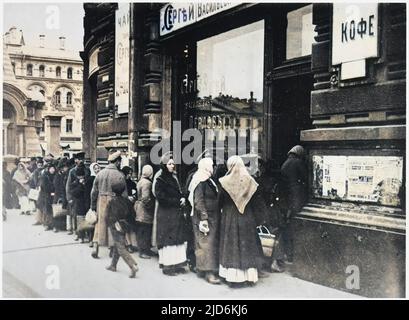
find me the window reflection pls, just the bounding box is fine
[286,5,316,60]
[197,20,264,105]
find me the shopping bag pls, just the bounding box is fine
[52,202,68,218]
[85,209,98,225]
[28,188,40,201]
[77,215,94,232]
[257,225,278,257]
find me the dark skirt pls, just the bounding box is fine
[218,189,264,271]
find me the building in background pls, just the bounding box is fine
[82,3,405,297]
[3,26,83,158]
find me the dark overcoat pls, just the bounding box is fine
[280,154,307,214]
[154,171,186,249]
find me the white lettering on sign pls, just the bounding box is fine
[160,3,242,36]
[115,3,130,114]
[332,3,378,65]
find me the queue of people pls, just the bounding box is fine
[2,145,307,287]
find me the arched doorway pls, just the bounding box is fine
[2,99,17,155]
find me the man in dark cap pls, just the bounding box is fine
[66,152,90,235]
[32,158,46,225]
[27,157,38,173]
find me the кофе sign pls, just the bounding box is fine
[332,3,378,79]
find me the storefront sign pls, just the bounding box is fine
[115,3,130,114]
[332,3,378,65]
[160,2,241,36]
[313,155,403,207]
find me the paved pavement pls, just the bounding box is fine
[2,209,361,299]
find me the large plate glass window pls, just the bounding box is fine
[286,4,316,60]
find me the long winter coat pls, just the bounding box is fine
[53,171,68,207]
[154,171,186,249]
[218,186,267,271]
[71,176,93,216]
[192,180,219,272]
[135,177,154,224]
[90,164,127,246]
[280,154,307,213]
[38,171,55,227]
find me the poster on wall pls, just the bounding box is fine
[322,156,347,199]
[115,3,130,114]
[312,155,403,207]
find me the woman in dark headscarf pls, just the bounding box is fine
[218,155,268,287]
[154,153,188,276]
[38,162,57,231]
[279,145,307,265]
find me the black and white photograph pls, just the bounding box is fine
[0,0,406,302]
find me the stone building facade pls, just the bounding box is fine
[3,27,83,158]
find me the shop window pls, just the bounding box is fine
[54,91,61,104]
[26,64,33,76]
[39,65,45,77]
[66,119,73,133]
[286,5,316,60]
[66,92,73,105]
[56,66,61,78]
[67,67,73,79]
[197,20,264,109]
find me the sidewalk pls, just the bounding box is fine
[2,210,361,299]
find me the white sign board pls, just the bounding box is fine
[160,3,241,36]
[332,3,378,65]
[115,3,130,114]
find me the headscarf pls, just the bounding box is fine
[13,162,31,187]
[288,145,305,158]
[219,155,258,214]
[90,162,99,177]
[188,158,218,216]
[141,165,153,180]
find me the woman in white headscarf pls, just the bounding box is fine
[13,162,32,215]
[188,157,221,284]
[218,155,268,287]
[134,165,155,259]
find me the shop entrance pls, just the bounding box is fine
[270,74,313,168]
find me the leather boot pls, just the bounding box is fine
[205,272,221,285]
[106,265,116,272]
[91,243,99,259]
[271,260,284,273]
[129,264,139,278]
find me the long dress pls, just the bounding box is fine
[218,187,267,283]
[154,170,187,269]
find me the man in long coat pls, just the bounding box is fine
[66,152,90,234]
[90,150,127,258]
